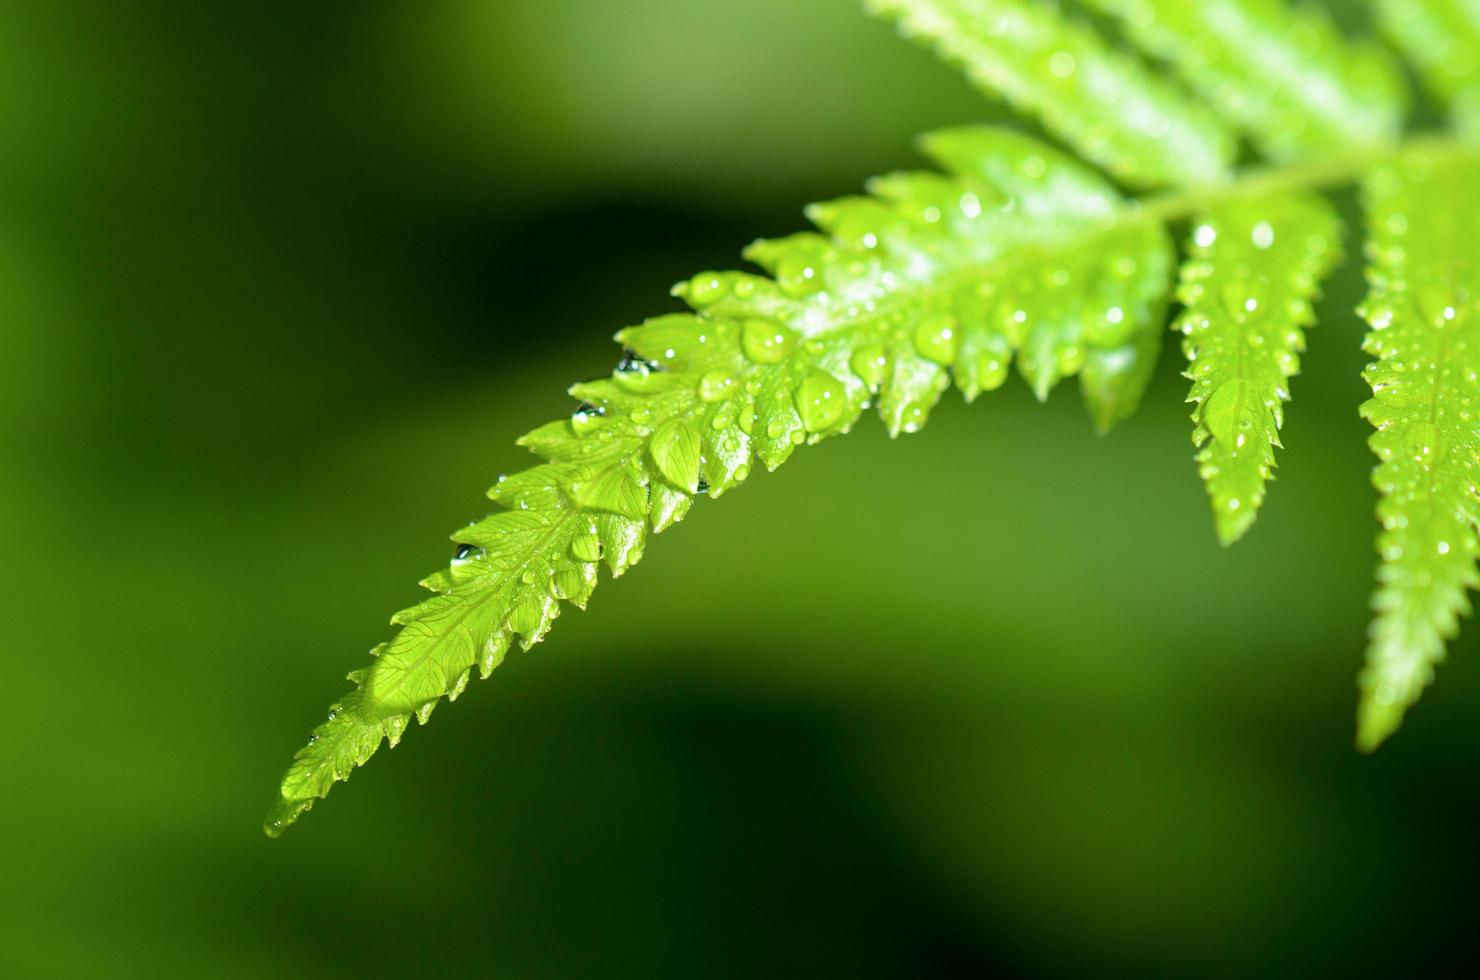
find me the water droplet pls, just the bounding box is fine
[969,349,1008,393]
[913,315,959,364]
[741,319,797,364]
[1405,423,1445,463]
[850,344,889,390]
[307,733,319,744]
[1194,224,1218,248]
[687,275,728,306]
[616,348,660,375]
[453,544,486,565]
[795,371,847,432]
[775,254,824,298]
[571,402,606,434]
[1251,222,1275,250]
[699,369,738,402]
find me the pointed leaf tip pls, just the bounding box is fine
[264,795,313,838]
[1356,700,1402,755]
[1214,508,1256,548]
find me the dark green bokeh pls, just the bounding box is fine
[4,1,1478,976]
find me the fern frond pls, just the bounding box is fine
[265,126,1177,834]
[269,0,1480,834]
[1177,193,1343,544]
[1356,148,1480,750]
[1086,0,1405,162]
[865,0,1235,187]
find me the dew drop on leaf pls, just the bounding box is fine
[913,315,960,364]
[571,402,606,434]
[795,371,848,432]
[453,544,486,565]
[698,369,738,402]
[741,319,797,364]
[686,274,728,306]
[850,344,889,390]
[616,348,659,375]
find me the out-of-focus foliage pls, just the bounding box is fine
[1086,0,1405,161]
[866,0,1236,186]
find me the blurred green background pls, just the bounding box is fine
[4,0,1479,976]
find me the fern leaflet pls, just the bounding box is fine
[1356,148,1480,750]
[1177,193,1343,544]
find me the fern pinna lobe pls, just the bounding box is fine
[266,127,1176,834]
[1357,149,1480,751]
[1177,194,1343,545]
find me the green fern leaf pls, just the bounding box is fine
[1356,148,1480,750]
[1086,0,1404,162]
[1177,193,1343,544]
[865,0,1235,187]
[265,126,1177,834]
